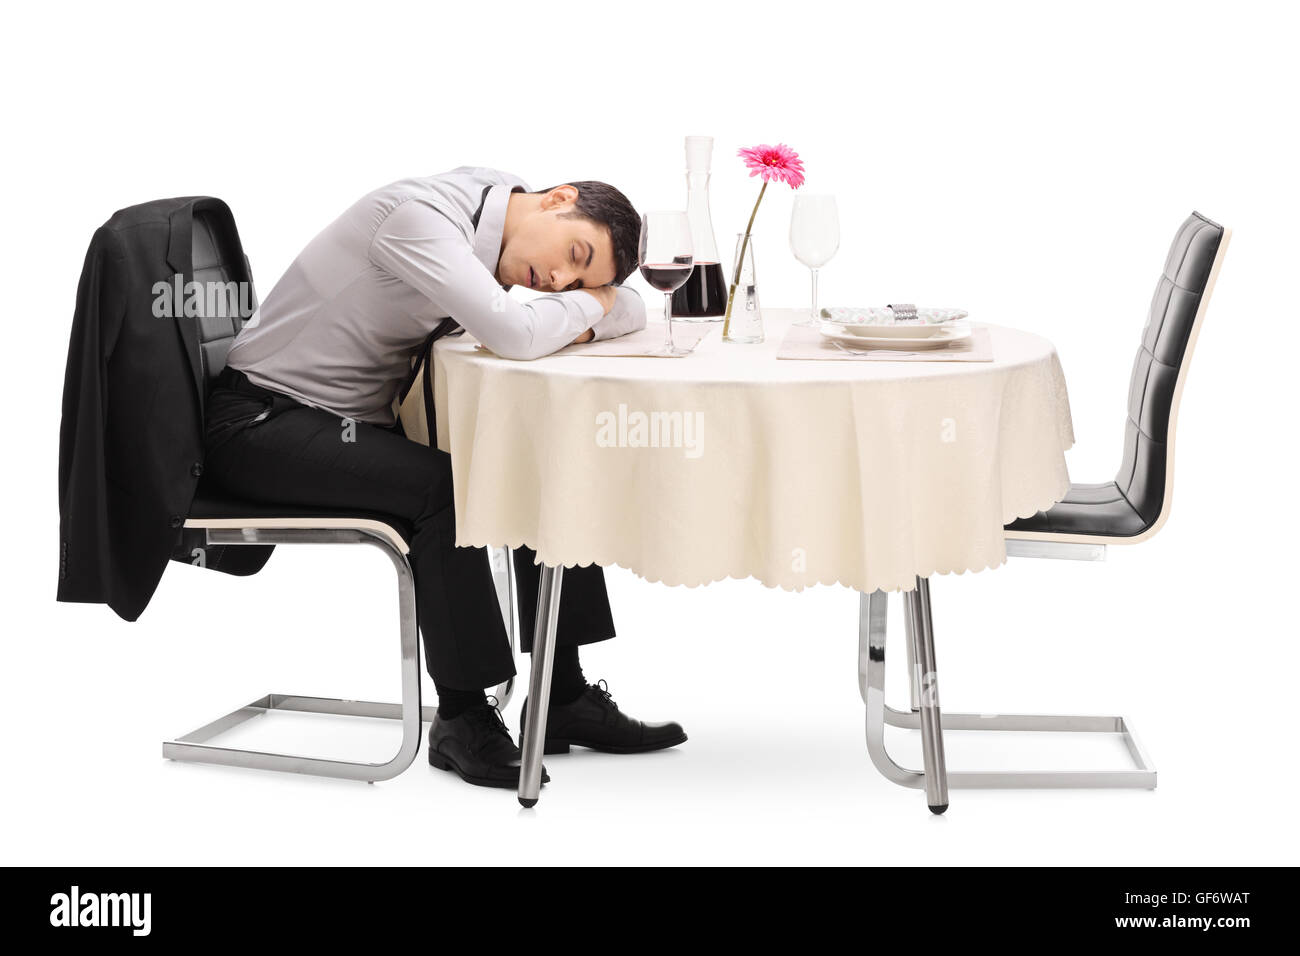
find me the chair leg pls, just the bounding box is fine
[518,564,563,808]
[162,527,434,783]
[488,546,518,708]
[858,582,1157,810]
[902,590,921,713]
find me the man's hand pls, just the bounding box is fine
[580,285,618,314]
[570,286,616,343]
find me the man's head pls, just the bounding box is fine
[497,181,639,293]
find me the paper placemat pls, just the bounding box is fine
[474,321,714,358]
[776,323,993,362]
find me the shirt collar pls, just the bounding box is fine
[472,183,526,287]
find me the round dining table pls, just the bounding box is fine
[431,307,1078,810]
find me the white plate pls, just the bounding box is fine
[838,322,954,339]
[821,306,969,329]
[819,322,971,351]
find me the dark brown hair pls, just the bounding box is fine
[530,181,640,286]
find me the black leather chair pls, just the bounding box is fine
[859,212,1230,812]
[1005,211,1229,546]
[163,205,519,783]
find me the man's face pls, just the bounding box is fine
[497,185,618,293]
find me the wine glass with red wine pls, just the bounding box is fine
[638,211,694,356]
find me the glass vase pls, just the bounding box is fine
[722,232,763,344]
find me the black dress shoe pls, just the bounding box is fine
[428,700,550,789]
[519,679,687,755]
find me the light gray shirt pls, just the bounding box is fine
[227,165,646,425]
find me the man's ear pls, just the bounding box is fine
[539,184,579,211]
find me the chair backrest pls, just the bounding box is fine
[191,206,258,399]
[1115,211,1230,533]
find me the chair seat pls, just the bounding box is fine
[1004,481,1148,538]
[188,485,413,548]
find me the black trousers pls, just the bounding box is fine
[201,368,616,690]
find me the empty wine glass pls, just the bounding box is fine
[789,194,840,328]
[639,211,694,356]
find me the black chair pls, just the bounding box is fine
[859,212,1230,812]
[163,204,519,783]
[1005,211,1229,545]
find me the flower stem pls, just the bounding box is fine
[723,180,769,335]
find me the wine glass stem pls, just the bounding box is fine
[810,268,820,324]
[664,292,676,352]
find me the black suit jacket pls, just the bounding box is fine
[57,196,271,622]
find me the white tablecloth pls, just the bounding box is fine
[432,309,1074,593]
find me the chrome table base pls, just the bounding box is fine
[518,564,563,807]
[162,530,519,784]
[858,581,1157,813]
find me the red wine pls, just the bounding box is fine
[639,262,693,292]
[671,261,727,317]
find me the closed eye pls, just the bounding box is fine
[568,245,584,289]
[572,247,587,287]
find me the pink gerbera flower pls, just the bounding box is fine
[724,140,807,331]
[737,143,806,189]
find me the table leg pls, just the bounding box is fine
[909,576,950,814]
[518,563,563,808]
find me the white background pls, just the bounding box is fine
[3,0,1297,865]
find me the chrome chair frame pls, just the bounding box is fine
[488,547,519,708]
[857,541,1156,813]
[162,522,519,783]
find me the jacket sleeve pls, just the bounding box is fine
[367,198,606,359]
[57,226,126,604]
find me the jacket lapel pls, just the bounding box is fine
[166,201,207,414]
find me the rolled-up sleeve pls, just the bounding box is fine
[367,198,604,360]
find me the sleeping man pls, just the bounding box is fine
[203,166,686,791]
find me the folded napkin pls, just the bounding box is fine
[821,305,968,326]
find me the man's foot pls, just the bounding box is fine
[428,699,550,789]
[518,679,687,755]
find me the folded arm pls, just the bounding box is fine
[587,285,647,342]
[368,198,644,358]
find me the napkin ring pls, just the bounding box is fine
[887,303,918,323]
